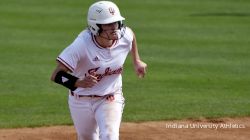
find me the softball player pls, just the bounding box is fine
[51,1,147,140]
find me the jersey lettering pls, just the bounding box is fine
[86,67,123,82]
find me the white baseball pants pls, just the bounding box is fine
[68,93,125,140]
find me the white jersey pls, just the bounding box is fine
[57,27,134,96]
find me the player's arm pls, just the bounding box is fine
[131,31,147,78]
[50,62,79,91]
[51,62,98,90]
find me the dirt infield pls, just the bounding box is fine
[0,117,249,140]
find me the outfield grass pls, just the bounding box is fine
[0,0,250,128]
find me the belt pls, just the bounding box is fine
[70,91,103,98]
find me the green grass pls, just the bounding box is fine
[1,0,250,128]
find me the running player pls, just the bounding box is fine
[51,1,147,140]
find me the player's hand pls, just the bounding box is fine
[134,60,147,78]
[75,73,98,88]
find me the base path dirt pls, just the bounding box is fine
[0,117,249,140]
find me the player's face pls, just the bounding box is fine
[101,22,119,40]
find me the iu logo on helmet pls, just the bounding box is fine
[109,7,115,15]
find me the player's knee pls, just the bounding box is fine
[77,133,98,140]
[100,129,119,140]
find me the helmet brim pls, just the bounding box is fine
[89,16,125,25]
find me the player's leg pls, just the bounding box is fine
[68,95,99,140]
[95,93,125,140]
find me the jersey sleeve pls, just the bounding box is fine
[123,27,134,50]
[57,36,85,72]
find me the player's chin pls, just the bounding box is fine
[109,35,119,40]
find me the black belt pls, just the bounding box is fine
[70,91,103,98]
